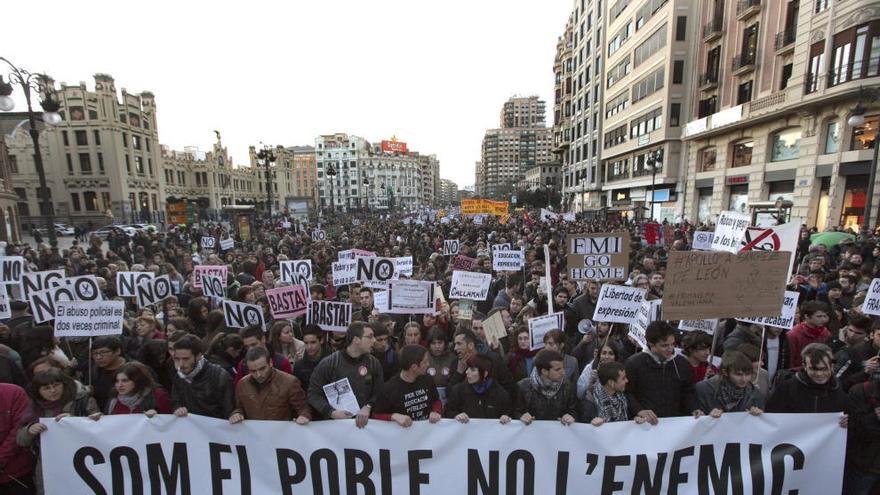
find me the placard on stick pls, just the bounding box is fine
[663,250,790,320]
[565,232,630,281]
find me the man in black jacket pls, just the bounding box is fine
[766,343,849,420]
[845,375,880,494]
[513,349,578,425]
[625,321,701,423]
[448,329,516,399]
[171,334,234,419]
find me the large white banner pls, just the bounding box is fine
[41,413,845,494]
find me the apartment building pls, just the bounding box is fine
[599,0,695,222]
[439,178,458,205]
[682,0,880,230]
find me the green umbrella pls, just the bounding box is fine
[810,232,856,248]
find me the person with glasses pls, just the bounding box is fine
[766,343,849,428]
[88,336,127,411]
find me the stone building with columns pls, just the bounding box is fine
[682,0,880,230]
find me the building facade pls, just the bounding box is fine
[438,178,458,206]
[556,0,607,213]
[522,162,563,191]
[599,0,696,222]
[0,121,23,242]
[682,0,880,230]
[479,96,553,199]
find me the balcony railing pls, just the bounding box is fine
[736,0,761,19]
[702,17,723,41]
[699,71,720,89]
[731,51,757,73]
[775,28,796,51]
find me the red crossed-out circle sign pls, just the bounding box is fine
[740,227,781,252]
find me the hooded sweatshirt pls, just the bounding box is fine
[787,322,831,369]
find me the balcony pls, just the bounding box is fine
[699,71,720,90]
[702,17,723,41]
[731,51,756,75]
[775,28,796,53]
[736,0,761,20]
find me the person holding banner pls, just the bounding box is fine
[506,326,538,382]
[584,362,642,427]
[105,362,172,416]
[767,344,849,421]
[514,350,579,426]
[695,350,765,417]
[372,345,442,426]
[170,335,234,419]
[0,383,34,495]
[845,372,880,494]
[625,322,701,423]
[444,354,512,423]
[293,325,329,388]
[233,326,293,385]
[229,347,311,424]
[308,322,383,427]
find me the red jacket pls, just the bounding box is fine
[109,388,172,415]
[787,323,831,369]
[0,384,34,483]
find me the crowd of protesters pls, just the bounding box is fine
[0,210,878,494]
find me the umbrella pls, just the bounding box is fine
[810,232,856,248]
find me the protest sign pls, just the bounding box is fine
[29,286,76,324]
[863,278,880,316]
[280,260,312,285]
[20,269,64,301]
[200,236,216,250]
[678,319,719,334]
[492,249,524,271]
[457,299,474,321]
[222,300,266,330]
[0,256,24,284]
[395,256,414,276]
[266,285,308,319]
[491,243,512,254]
[387,280,436,314]
[592,285,646,324]
[220,238,235,251]
[135,275,173,308]
[449,271,492,300]
[540,208,558,221]
[373,290,389,312]
[323,378,360,415]
[473,215,483,225]
[440,217,451,224]
[692,231,714,250]
[41,413,846,495]
[739,222,800,276]
[562,212,575,222]
[528,312,564,350]
[483,310,507,347]
[54,300,125,337]
[116,271,154,298]
[711,211,751,253]
[566,232,630,281]
[311,229,326,241]
[739,291,800,329]
[355,256,399,289]
[630,299,663,349]
[201,274,226,299]
[193,265,228,289]
[339,249,376,261]
[452,255,477,271]
[307,300,353,332]
[53,275,102,302]
[0,294,9,319]
[664,251,790,320]
[442,239,460,256]
[282,221,292,229]
[332,260,357,286]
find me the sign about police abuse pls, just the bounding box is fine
[566,232,630,281]
[54,300,124,337]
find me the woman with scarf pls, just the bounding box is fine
[426,327,456,390]
[445,354,512,423]
[514,349,579,425]
[696,350,766,417]
[105,362,172,416]
[506,326,539,381]
[17,368,101,494]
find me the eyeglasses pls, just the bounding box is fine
[91,349,115,357]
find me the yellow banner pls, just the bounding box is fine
[459,199,509,216]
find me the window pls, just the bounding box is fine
[830,21,880,86]
[14,188,25,200]
[93,130,101,146]
[698,96,718,118]
[675,16,687,41]
[731,141,754,167]
[97,153,104,173]
[737,80,753,104]
[700,148,717,172]
[122,132,128,148]
[608,22,632,56]
[608,158,630,180]
[84,192,99,211]
[815,0,829,13]
[135,156,144,174]
[125,155,131,173]
[771,129,802,161]
[102,192,111,211]
[630,107,663,138]
[132,135,141,150]
[673,60,684,84]
[604,125,628,148]
[780,63,793,89]
[670,103,681,126]
[606,91,629,118]
[145,138,151,152]
[607,56,631,88]
[851,115,878,150]
[66,154,73,174]
[79,153,92,174]
[62,131,69,146]
[825,121,840,153]
[806,41,825,93]
[610,0,629,19]
[75,130,87,146]
[632,67,665,104]
[636,0,668,30]
[70,193,81,212]
[739,24,759,65]
[634,24,667,67]
[7,156,17,174]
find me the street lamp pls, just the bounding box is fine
[0,58,62,250]
[849,87,880,240]
[255,144,276,218]
[645,148,664,222]
[326,163,337,215]
[362,172,369,211]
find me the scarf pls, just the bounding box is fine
[177,356,206,384]
[509,347,539,376]
[592,384,628,422]
[470,378,495,396]
[529,367,563,398]
[36,398,67,418]
[107,389,150,413]
[718,379,748,412]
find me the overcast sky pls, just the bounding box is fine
[3,0,571,185]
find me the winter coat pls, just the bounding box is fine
[444,380,512,419]
[170,360,235,419]
[513,377,578,421]
[787,323,831,369]
[695,374,766,414]
[625,352,697,418]
[107,388,172,415]
[233,368,311,421]
[723,325,762,351]
[0,384,33,484]
[847,380,880,474]
[765,370,848,413]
